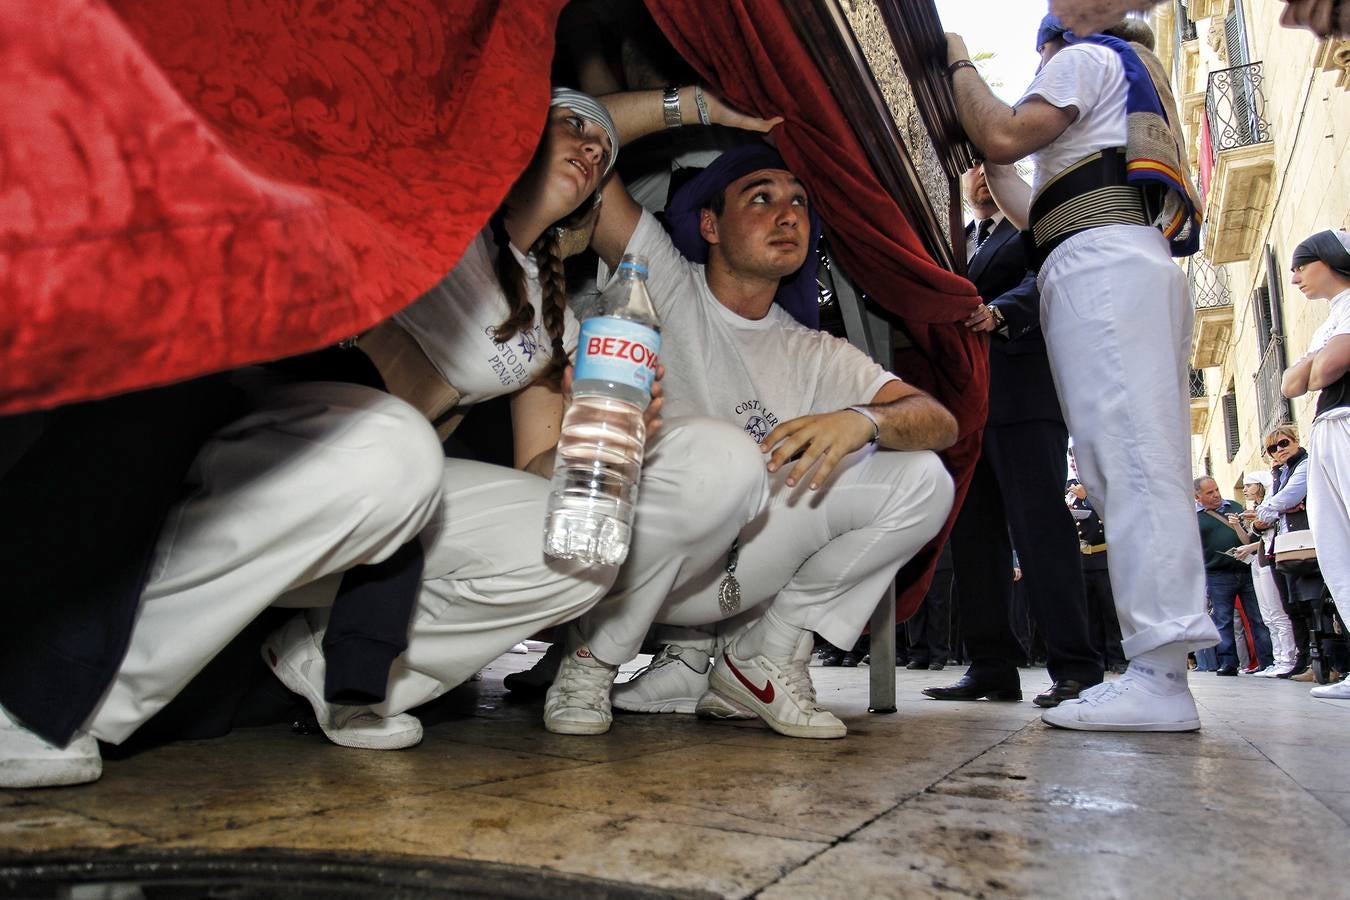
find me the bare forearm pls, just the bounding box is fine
[1309,336,1350,390]
[950,70,1024,165]
[1282,355,1314,398]
[598,88,699,146]
[872,396,959,452]
[983,163,1033,231]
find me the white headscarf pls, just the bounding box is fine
[549,88,619,176]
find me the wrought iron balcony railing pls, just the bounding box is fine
[1189,367,1207,399]
[1255,334,1292,440]
[1188,255,1233,309]
[1206,62,1271,165]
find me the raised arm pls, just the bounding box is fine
[590,88,782,270]
[945,34,1076,167]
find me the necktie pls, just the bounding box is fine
[975,218,994,252]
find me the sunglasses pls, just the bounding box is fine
[1265,437,1293,455]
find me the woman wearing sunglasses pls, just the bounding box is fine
[1279,228,1350,697]
[1245,426,1316,677]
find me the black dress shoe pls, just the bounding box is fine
[922,674,1021,702]
[1032,680,1093,708]
[1215,664,1239,676]
[840,652,862,667]
[818,648,844,667]
[928,661,945,671]
[905,658,930,670]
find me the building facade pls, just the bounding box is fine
[1150,0,1349,493]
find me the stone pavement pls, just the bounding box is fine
[3,652,1348,898]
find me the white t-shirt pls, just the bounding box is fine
[610,211,898,442]
[393,229,579,405]
[1019,43,1129,197]
[1309,288,1350,422]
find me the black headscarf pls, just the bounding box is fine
[1291,229,1350,278]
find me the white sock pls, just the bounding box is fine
[734,609,809,661]
[1127,645,1190,695]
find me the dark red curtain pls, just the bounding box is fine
[646,0,986,617]
[0,0,566,415]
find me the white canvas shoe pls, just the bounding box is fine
[543,642,618,735]
[262,614,422,750]
[704,636,846,739]
[0,705,101,788]
[1310,679,1350,700]
[614,643,716,715]
[1041,673,1200,732]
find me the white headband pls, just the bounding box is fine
[550,88,619,176]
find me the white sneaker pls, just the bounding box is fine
[704,636,846,739]
[262,614,422,750]
[1041,672,1200,732]
[1265,663,1297,678]
[1310,679,1350,699]
[543,643,618,735]
[1,705,101,788]
[614,643,714,715]
[508,642,529,654]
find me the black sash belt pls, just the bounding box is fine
[1025,148,1148,269]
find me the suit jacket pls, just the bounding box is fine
[967,218,1062,427]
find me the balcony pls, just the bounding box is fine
[1255,335,1292,439]
[1187,0,1226,19]
[1189,255,1234,369]
[1189,367,1210,434]
[1203,62,1275,264]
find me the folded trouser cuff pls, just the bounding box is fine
[1120,613,1220,659]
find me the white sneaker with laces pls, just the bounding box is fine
[614,643,716,715]
[544,644,618,735]
[262,614,422,750]
[1041,671,1200,732]
[1309,679,1350,699]
[1,705,102,788]
[704,636,846,739]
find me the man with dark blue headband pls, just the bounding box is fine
[541,129,961,740]
[943,13,1219,732]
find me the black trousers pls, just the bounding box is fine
[906,567,953,663]
[1083,564,1126,668]
[950,421,1103,684]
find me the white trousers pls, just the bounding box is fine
[583,430,954,665]
[374,418,765,715]
[1250,559,1297,666]
[1038,225,1219,658]
[89,381,446,743]
[1308,414,1350,604]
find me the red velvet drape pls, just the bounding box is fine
[0,0,566,415]
[646,0,987,617]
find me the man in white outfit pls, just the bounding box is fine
[542,141,958,740]
[946,14,1220,731]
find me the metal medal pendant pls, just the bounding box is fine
[718,574,742,616]
[717,538,741,616]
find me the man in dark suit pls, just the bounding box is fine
[924,162,1103,707]
[1068,478,1127,673]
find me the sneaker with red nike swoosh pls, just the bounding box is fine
[704,637,846,739]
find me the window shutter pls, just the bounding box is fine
[1223,391,1241,462]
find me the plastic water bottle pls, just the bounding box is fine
[543,254,662,566]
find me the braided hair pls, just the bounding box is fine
[488,200,592,384]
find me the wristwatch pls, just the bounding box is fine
[662,85,683,128]
[986,304,1006,330]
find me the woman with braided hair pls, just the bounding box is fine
[255,85,785,746]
